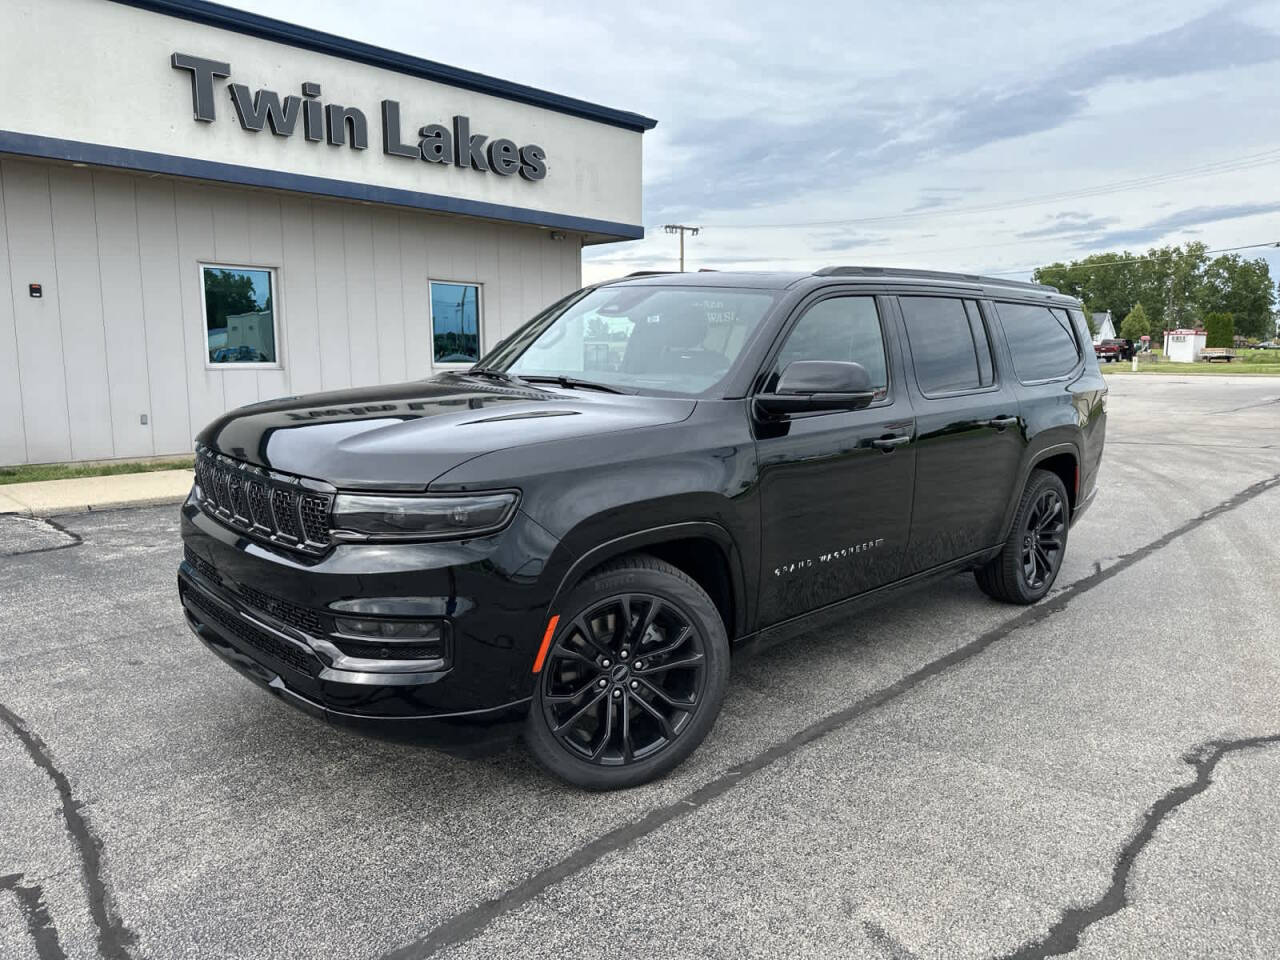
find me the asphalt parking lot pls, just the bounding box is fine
[3,373,1279,960]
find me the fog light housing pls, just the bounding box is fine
[331,618,449,664]
[334,617,441,640]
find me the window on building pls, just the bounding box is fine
[774,296,888,396]
[899,297,992,396]
[996,302,1081,382]
[430,281,481,364]
[203,265,278,365]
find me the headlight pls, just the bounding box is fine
[330,492,519,541]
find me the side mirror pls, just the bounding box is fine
[755,360,877,416]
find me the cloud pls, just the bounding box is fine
[1076,201,1280,248]
[1018,211,1119,239]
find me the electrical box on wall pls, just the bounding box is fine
[29,283,42,298]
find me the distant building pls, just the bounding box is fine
[1091,311,1116,343]
[1164,329,1207,363]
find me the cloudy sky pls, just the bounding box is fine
[260,0,1280,286]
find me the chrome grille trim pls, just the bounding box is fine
[194,446,334,555]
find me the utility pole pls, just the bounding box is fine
[663,224,700,272]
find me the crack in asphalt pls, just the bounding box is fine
[863,919,920,960]
[0,703,137,960]
[0,872,68,960]
[378,471,1280,960]
[996,734,1280,959]
[0,515,85,557]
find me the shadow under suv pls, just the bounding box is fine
[179,266,1106,789]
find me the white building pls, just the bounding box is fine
[0,0,654,466]
[1091,310,1116,343]
[1163,329,1207,363]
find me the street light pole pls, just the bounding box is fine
[662,224,701,272]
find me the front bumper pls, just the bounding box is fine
[179,493,565,751]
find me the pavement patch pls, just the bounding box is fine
[0,516,82,557]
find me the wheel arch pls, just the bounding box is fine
[998,441,1080,541]
[547,522,749,642]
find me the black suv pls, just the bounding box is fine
[179,266,1106,789]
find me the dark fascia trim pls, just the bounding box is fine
[112,0,659,133]
[0,131,645,241]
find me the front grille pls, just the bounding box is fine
[195,447,333,555]
[182,582,319,677]
[183,545,222,584]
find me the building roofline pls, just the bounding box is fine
[112,0,659,133]
[0,130,645,241]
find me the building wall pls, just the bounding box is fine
[0,158,582,465]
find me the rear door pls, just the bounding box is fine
[895,295,1026,574]
[753,292,917,626]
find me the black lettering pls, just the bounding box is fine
[418,124,453,164]
[228,85,301,136]
[487,138,520,176]
[519,144,547,181]
[326,104,369,150]
[380,100,419,158]
[171,52,230,122]
[452,115,488,169]
[301,83,323,142]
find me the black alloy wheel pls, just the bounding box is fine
[541,593,706,764]
[1020,487,1066,590]
[525,555,729,789]
[974,468,1071,605]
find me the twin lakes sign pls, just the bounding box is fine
[171,52,548,182]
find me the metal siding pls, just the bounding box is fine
[4,162,72,463]
[0,163,28,464]
[135,178,192,456]
[278,198,322,396]
[311,204,351,391]
[92,171,154,457]
[372,211,407,384]
[0,161,585,464]
[342,208,379,387]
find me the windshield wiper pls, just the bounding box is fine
[519,375,631,394]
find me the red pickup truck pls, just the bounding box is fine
[1094,338,1134,362]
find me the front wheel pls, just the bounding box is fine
[975,469,1070,604]
[525,554,730,790]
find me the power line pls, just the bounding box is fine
[982,240,1280,278]
[669,147,1280,231]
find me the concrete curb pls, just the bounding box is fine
[0,470,193,518]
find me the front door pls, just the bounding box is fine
[893,295,1026,574]
[754,293,917,627]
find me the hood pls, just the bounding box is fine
[196,374,696,490]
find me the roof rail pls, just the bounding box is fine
[813,265,1058,294]
[623,270,678,278]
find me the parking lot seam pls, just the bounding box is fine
[995,733,1280,960]
[0,516,85,557]
[0,872,67,960]
[0,704,137,960]
[378,471,1280,960]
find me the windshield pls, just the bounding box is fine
[478,285,779,396]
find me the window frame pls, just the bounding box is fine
[429,279,485,369]
[752,290,897,416]
[992,299,1085,386]
[200,261,283,371]
[897,295,1000,400]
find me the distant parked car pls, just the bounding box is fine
[1094,338,1134,362]
[1257,341,1279,350]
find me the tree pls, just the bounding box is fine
[1204,312,1234,349]
[1120,302,1150,340]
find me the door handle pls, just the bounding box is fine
[870,435,911,451]
[986,416,1019,430]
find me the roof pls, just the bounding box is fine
[116,0,659,133]
[605,266,1080,301]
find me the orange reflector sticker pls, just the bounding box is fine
[532,614,560,674]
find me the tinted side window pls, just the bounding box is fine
[997,302,1081,382]
[900,297,991,396]
[775,296,888,395]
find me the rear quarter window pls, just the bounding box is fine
[996,302,1082,382]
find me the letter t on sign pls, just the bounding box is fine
[171,53,231,122]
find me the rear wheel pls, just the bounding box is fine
[975,469,1069,604]
[525,554,730,790]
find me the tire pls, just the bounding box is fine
[525,554,730,790]
[975,469,1070,605]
